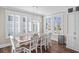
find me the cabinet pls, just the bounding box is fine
[66,12,79,52]
[58,35,65,44]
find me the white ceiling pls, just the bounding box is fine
[4,6,74,16]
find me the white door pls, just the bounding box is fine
[67,12,77,50]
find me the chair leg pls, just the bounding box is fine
[11,49,15,53]
[40,46,42,53]
[36,48,37,53]
[47,43,50,49]
[29,50,31,53]
[50,43,52,48]
[47,44,49,49]
[24,49,26,53]
[45,45,46,51]
[11,49,13,53]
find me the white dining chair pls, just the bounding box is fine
[33,33,40,52]
[9,35,27,53]
[38,34,47,53]
[30,37,38,53]
[46,33,52,49]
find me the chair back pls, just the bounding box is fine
[30,36,37,50]
[47,33,52,42]
[40,34,47,44]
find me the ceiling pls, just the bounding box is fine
[3,6,74,16]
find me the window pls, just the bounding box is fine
[22,17,27,33]
[7,14,20,37]
[53,13,64,35]
[28,22,32,32]
[33,22,40,33]
[45,17,52,31]
[7,15,14,36]
[54,16,61,33]
[14,15,20,36]
[27,17,32,33]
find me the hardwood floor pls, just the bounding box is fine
[0,40,78,53]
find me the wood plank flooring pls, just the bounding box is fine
[0,40,78,53]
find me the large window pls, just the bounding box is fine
[22,17,27,33]
[45,17,52,33]
[27,17,40,33]
[28,22,32,32]
[27,17,32,33]
[53,13,64,35]
[7,15,14,36]
[33,22,40,33]
[7,14,20,36]
[14,15,20,36]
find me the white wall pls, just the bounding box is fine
[0,8,10,47]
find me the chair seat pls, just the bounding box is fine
[15,47,26,53]
[20,44,30,49]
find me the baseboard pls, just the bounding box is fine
[0,43,11,48]
[66,46,79,52]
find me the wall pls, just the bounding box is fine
[0,8,10,48]
[63,11,68,43]
[40,16,44,33]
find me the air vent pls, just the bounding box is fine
[68,8,73,13]
[76,6,79,11]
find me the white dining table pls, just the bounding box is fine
[17,34,32,44]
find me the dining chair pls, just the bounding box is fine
[30,37,38,53]
[38,34,47,53]
[33,33,40,52]
[46,33,52,49]
[9,35,27,53]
